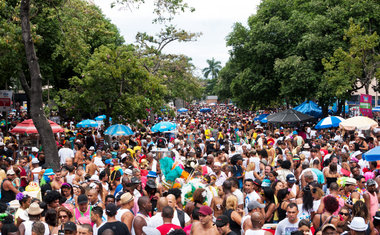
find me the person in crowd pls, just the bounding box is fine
[19,202,49,235]
[363,179,379,218]
[275,203,300,235]
[244,212,272,235]
[223,195,242,234]
[156,206,182,235]
[190,206,218,235]
[98,203,130,235]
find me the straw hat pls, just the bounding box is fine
[120,192,134,205]
[26,202,43,215]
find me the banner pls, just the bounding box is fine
[0,90,12,112]
[359,94,372,118]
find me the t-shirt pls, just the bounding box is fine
[97,221,130,235]
[274,218,299,235]
[156,223,182,235]
[244,191,260,214]
[58,147,74,165]
[233,189,244,206]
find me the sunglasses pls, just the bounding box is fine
[59,215,68,219]
[339,212,349,216]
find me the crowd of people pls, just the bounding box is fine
[0,104,380,235]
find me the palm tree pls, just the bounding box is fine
[202,58,222,79]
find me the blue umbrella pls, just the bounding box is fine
[254,114,269,121]
[373,107,380,112]
[260,117,268,123]
[104,124,134,136]
[200,108,212,113]
[363,146,380,161]
[178,108,188,113]
[76,119,98,128]
[151,121,176,132]
[95,115,112,121]
[315,116,345,129]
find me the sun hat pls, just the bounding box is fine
[6,169,15,175]
[348,217,368,231]
[26,202,44,215]
[31,147,39,152]
[345,178,357,186]
[120,192,134,204]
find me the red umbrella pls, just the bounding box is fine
[10,119,64,134]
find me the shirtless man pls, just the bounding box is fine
[190,205,219,235]
[85,157,98,176]
[51,170,64,191]
[73,166,85,185]
[74,144,86,166]
[132,196,152,235]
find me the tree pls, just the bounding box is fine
[57,44,166,125]
[20,0,60,170]
[202,58,222,79]
[217,0,380,110]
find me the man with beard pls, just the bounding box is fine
[190,206,218,235]
[363,179,379,218]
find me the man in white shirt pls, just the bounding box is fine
[58,142,74,165]
[275,203,300,235]
[230,179,244,209]
[213,162,227,187]
[244,179,260,214]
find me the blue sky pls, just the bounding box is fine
[94,0,261,76]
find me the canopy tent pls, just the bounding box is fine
[10,119,64,134]
[315,116,345,129]
[177,108,188,113]
[254,114,269,121]
[363,146,380,161]
[293,101,322,118]
[373,106,380,112]
[267,109,314,124]
[104,124,134,136]
[94,115,112,121]
[151,121,177,133]
[339,116,378,131]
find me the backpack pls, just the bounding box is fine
[176,209,185,228]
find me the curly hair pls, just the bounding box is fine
[57,206,73,221]
[43,190,61,205]
[323,195,339,214]
[45,209,57,226]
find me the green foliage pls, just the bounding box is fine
[56,44,166,123]
[321,21,380,100]
[217,0,380,110]
[202,58,222,79]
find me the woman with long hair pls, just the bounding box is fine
[223,195,242,235]
[45,209,59,235]
[263,187,276,223]
[352,201,374,235]
[336,206,351,234]
[277,188,291,222]
[57,207,73,227]
[295,185,315,221]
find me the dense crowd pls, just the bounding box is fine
[0,105,380,235]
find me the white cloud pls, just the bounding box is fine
[93,0,261,74]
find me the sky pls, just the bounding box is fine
[93,0,261,76]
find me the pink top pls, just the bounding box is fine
[368,192,379,218]
[183,224,192,235]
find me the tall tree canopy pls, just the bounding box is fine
[217,0,380,110]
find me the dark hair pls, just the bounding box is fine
[281,160,291,170]
[43,190,61,205]
[244,178,254,184]
[1,215,17,235]
[298,219,311,228]
[45,209,57,226]
[323,195,339,214]
[105,195,115,203]
[229,177,239,188]
[20,194,30,206]
[263,187,275,204]
[41,184,52,196]
[193,188,206,204]
[192,207,200,221]
[168,188,182,199]
[222,180,232,191]
[287,202,298,210]
[91,206,103,217]
[0,203,7,213]
[99,170,107,180]
[352,201,369,221]
[329,163,337,173]
[162,206,174,219]
[329,182,339,191]
[302,186,314,212]
[167,229,187,235]
[277,189,290,203]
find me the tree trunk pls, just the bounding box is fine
[20,0,60,170]
[336,100,343,116]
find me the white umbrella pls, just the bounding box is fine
[339,116,378,130]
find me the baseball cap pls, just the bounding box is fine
[89,146,95,151]
[215,215,229,227]
[105,203,118,216]
[31,147,39,152]
[77,194,88,205]
[345,178,357,186]
[147,171,158,178]
[198,205,213,216]
[247,201,265,211]
[63,222,77,232]
[131,177,141,184]
[286,174,296,183]
[367,179,376,186]
[31,158,39,164]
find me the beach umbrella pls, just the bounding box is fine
[10,119,64,134]
[76,119,98,128]
[267,109,314,124]
[104,124,134,136]
[315,116,345,129]
[151,121,176,132]
[200,108,212,113]
[373,107,380,112]
[254,114,269,121]
[339,116,378,131]
[363,146,380,161]
[178,108,188,113]
[94,115,112,121]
